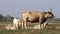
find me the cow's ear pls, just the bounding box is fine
[48,11,52,14]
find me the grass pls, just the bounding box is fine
[0,29,60,34]
[0,21,60,34]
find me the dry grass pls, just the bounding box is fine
[0,22,60,34]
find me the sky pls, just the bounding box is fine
[0,0,60,18]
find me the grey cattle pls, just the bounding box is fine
[21,10,55,30]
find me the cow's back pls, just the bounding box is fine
[21,11,46,22]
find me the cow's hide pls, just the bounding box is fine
[21,10,55,30]
[26,17,39,23]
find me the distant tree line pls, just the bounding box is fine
[0,13,14,22]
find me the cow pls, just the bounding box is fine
[21,10,55,30]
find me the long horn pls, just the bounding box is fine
[49,8,52,12]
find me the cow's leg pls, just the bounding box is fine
[39,17,42,30]
[24,20,27,30]
[39,20,41,30]
[21,22,23,30]
[39,19,44,30]
[43,21,48,28]
[40,23,44,29]
[39,17,43,30]
[21,20,24,30]
[40,21,47,29]
[40,22,47,29]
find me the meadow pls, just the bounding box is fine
[0,21,60,34]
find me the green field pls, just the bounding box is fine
[0,21,60,34]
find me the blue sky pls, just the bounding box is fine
[0,0,60,18]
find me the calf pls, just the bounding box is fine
[6,24,17,30]
[13,18,21,29]
[6,18,22,30]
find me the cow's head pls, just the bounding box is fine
[45,11,55,18]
